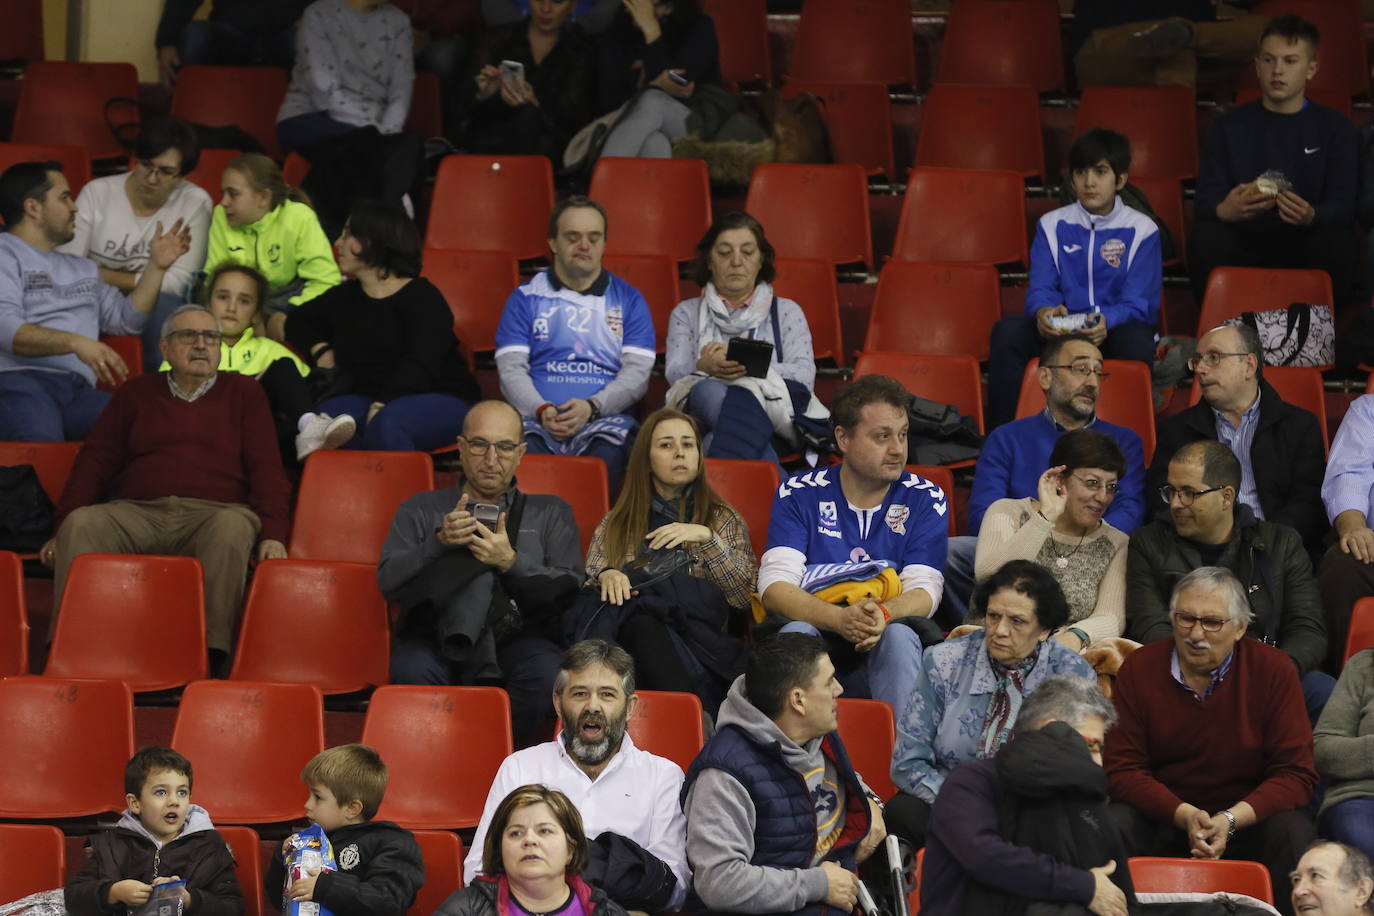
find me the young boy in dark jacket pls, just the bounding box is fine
[65,746,243,916]
[266,744,424,916]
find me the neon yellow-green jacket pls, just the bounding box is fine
[160,326,310,377]
[206,200,341,307]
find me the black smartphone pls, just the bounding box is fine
[726,336,774,379]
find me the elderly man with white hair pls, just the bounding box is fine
[1106,566,1318,916]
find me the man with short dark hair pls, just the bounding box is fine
[464,639,689,911]
[1291,841,1374,915]
[759,374,948,713]
[682,633,885,916]
[1151,322,1327,548]
[494,196,654,491]
[0,161,192,441]
[1107,567,1318,916]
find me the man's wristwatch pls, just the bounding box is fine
[1220,808,1236,840]
[587,398,602,421]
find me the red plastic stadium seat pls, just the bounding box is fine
[12,61,140,161]
[171,66,289,159]
[183,148,240,201]
[46,554,207,692]
[746,163,873,268]
[282,152,311,188]
[1129,856,1273,902]
[867,261,1001,361]
[409,831,465,916]
[1345,598,1374,662]
[892,168,1028,266]
[791,0,916,87]
[855,352,985,435]
[406,70,444,139]
[907,465,957,536]
[96,335,143,392]
[704,457,780,559]
[0,142,91,198]
[231,560,390,694]
[1016,359,1156,460]
[1196,267,1334,339]
[627,689,705,772]
[1187,365,1328,453]
[0,440,80,505]
[515,454,609,555]
[0,551,26,676]
[700,0,770,86]
[1074,87,1198,180]
[603,253,680,350]
[172,680,325,824]
[837,697,898,801]
[218,825,268,916]
[773,257,845,366]
[0,824,65,902]
[781,81,895,178]
[422,249,521,355]
[290,450,435,564]
[0,676,134,818]
[362,685,513,829]
[937,0,1064,93]
[427,155,555,260]
[1129,176,1187,267]
[590,157,712,263]
[916,84,1045,180]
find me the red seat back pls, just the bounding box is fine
[1129,856,1273,903]
[626,689,705,772]
[773,257,845,366]
[937,0,1064,92]
[837,697,897,801]
[1197,267,1333,338]
[13,61,140,160]
[1129,176,1187,268]
[1187,365,1328,453]
[603,253,680,351]
[427,155,555,259]
[868,261,1001,361]
[855,351,985,435]
[171,66,289,159]
[422,248,521,356]
[1016,359,1156,461]
[591,157,712,262]
[893,168,1028,265]
[409,831,465,916]
[916,84,1045,180]
[746,163,873,268]
[290,450,435,563]
[781,81,895,178]
[704,458,780,558]
[1346,598,1374,662]
[0,551,26,675]
[218,825,269,916]
[183,148,241,201]
[515,454,609,555]
[700,0,770,85]
[1074,87,1198,180]
[0,824,65,900]
[792,0,916,87]
[0,142,91,197]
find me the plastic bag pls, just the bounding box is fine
[136,880,185,916]
[280,824,337,916]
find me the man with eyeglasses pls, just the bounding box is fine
[1106,566,1318,916]
[1152,323,1327,550]
[0,160,192,442]
[41,304,290,673]
[1126,439,1333,721]
[380,399,583,746]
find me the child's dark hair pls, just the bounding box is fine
[301,744,388,821]
[1261,13,1319,52]
[125,746,193,796]
[1069,128,1131,178]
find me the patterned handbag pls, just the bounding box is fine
[1224,302,1334,367]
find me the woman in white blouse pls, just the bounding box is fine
[973,428,1129,651]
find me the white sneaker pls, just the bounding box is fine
[295,412,357,461]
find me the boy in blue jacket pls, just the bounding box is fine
[987,128,1161,428]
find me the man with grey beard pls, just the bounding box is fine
[462,639,689,909]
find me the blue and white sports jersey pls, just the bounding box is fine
[765,467,949,580]
[494,269,656,406]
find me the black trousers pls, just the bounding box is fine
[884,790,933,850]
[1188,218,1359,313]
[1318,544,1374,672]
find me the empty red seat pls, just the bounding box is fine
[837,697,898,801]
[773,257,845,366]
[12,61,140,161]
[781,81,895,178]
[791,0,916,87]
[1197,267,1334,338]
[170,65,289,159]
[937,0,1064,93]
[362,685,513,829]
[1346,598,1374,661]
[290,450,435,563]
[627,689,705,772]
[745,163,872,268]
[0,676,134,818]
[1016,359,1156,460]
[701,0,770,86]
[515,454,610,555]
[590,157,712,262]
[916,84,1045,180]
[855,352,985,435]
[603,253,681,350]
[0,551,26,676]
[410,831,465,916]
[704,458,780,558]
[172,680,325,824]
[46,553,207,692]
[218,825,268,916]
[423,248,521,355]
[1074,87,1198,180]
[0,824,65,902]
[0,142,91,197]
[868,261,1001,361]
[892,168,1028,266]
[1129,176,1187,268]
[231,560,390,693]
[427,155,555,260]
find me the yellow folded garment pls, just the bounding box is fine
[751,568,904,624]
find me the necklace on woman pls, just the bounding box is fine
[1047,531,1087,569]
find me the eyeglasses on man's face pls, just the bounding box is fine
[462,438,521,458]
[165,329,222,346]
[1042,363,1110,380]
[1187,351,1249,372]
[1172,611,1230,633]
[1159,485,1224,506]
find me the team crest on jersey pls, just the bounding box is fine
[606,305,624,339]
[1099,238,1125,268]
[338,843,360,870]
[885,505,910,535]
[818,500,837,528]
[533,316,550,341]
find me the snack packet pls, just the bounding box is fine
[280,824,337,916]
[1251,168,1293,197]
[136,879,185,916]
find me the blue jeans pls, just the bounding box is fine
[936,535,978,625]
[1303,670,1336,726]
[0,370,109,441]
[178,19,296,70]
[1319,798,1374,861]
[316,393,471,452]
[778,619,923,716]
[685,377,783,468]
[524,429,632,495]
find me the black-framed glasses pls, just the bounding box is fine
[1172,611,1230,633]
[1187,351,1250,372]
[164,329,222,345]
[1042,363,1110,379]
[1158,484,1223,506]
[462,437,521,458]
[1070,473,1120,495]
[136,158,181,180]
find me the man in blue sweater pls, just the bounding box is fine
[987,128,1161,430]
[1189,14,1358,311]
[940,335,1146,622]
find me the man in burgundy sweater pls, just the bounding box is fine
[1104,566,1317,916]
[40,304,291,668]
